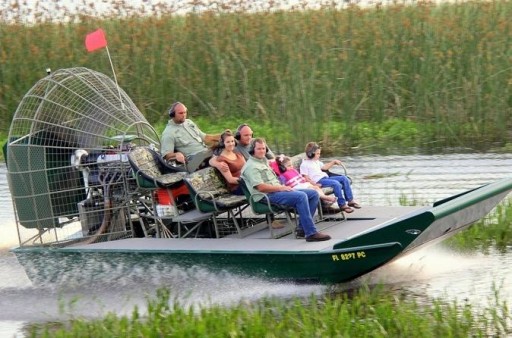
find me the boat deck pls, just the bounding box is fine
[66,206,428,253]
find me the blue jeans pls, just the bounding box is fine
[318,175,353,207]
[232,185,244,195]
[267,189,319,237]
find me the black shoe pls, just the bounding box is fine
[295,228,305,239]
[306,232,331,242]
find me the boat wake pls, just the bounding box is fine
[0,250,326,323]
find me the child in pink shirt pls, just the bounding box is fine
[274,155,336,204]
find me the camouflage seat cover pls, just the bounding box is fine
[128,146,186,188]
[185,167,246,209]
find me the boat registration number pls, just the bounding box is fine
[331,251,366,261]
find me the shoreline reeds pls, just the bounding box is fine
[2,1,512,155]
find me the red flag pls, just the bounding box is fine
[85,29,107,52]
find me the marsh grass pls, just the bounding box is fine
[2,1,512,155]
[28,286,510,337]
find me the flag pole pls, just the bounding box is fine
[85,28,125,110]
[105,46,125,110]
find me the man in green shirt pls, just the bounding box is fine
[241,138,331,242]
[161,102,221,172]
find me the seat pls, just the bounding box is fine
[184,167,249,238]
[128,146,187,189]
[240,178,296,239]
[127,146,188,237]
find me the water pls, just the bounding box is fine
[1,153,512,337]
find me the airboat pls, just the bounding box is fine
[5,67,512,284]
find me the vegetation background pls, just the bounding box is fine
[2,1,512,156]
[2,2,512,335]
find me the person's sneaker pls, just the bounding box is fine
[306,232,331,242]
[295,228,305,239]
[271,220,286,229]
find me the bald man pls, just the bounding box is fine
[161,102,221,172]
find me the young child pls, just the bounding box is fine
[274,155,337,204]
[300,142,360,213]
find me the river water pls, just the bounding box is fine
[1,153,511,337]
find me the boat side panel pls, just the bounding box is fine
[14,242,403,284]
[332,212,434,251]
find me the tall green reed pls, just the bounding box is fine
[2,1,512,154]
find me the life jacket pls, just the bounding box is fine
[280,169,306,188]
[269,160,280,176]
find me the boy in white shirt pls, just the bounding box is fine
[300,142,361,213]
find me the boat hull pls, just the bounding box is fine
[13,177,512,284]
[14,240,404,284]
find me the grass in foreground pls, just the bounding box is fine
[28,285,510,337]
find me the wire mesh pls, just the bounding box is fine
[6,67,160,247]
